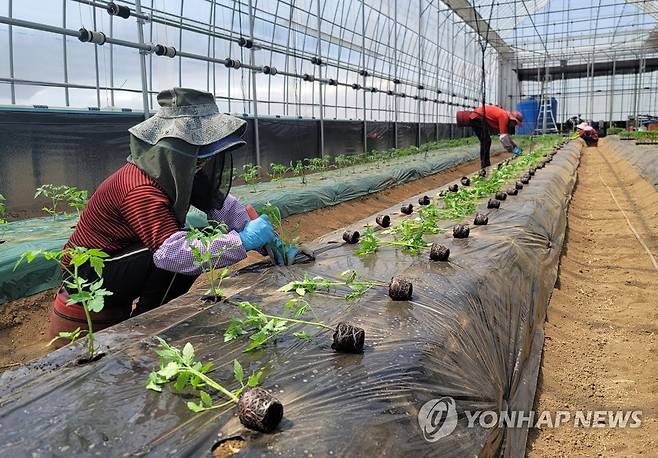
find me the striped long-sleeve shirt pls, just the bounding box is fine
[64,162,248,274]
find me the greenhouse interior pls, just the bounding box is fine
[0,0,657,456]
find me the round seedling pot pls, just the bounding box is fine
[495,191,507,201]
[388,276,413,300]
[528,168,536,176]
[520,176,530,184]
[453,224,470,238]
[460,176,471,186]
[331,321,365,353]
[515,181,524,190]
[401,204,414,215]
[473,213,488,225]
[448,184,459,193]
[506,187,518,196]
[238,387,284,433]
[418,195,431,206]
[342,230,360,244]
[487,198,501,209]
[376,214,390,228]
[429,243,450,261]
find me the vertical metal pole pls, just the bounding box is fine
[178,0,184,87]
[93,8,101,107]
[589,55,595,121]
[135,0,151,118]
[248,0,261,167]
[417,0,422,147]
[62,0,70,106]
[8,0,15,104]
[393,0,398,148]
[361,0,367,154]
[608,56,616,126]
[542,68,549,133]
[631,61,640,126]
[316,0,324,158]
[109,13,115,107]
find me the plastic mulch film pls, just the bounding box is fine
[0,142,581,457]
[0,142,487,306]
[603,137,658,190]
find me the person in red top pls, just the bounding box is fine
[576,122,599,146]
[464,105,524,170]
[50,88,284,341]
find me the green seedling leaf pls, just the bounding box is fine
[293,331,312,340]
[182,342,195,364]
[233,359,244,385]
[187,401,205,413]
[158,361,180,380]
[247,370,263,388]
[200,391,213,407]
[146,372,163,392]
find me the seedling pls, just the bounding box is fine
[0,194,6,225]
[356,226,429,256]
[185,221,236,302]
[15,247,112,360]
[269,163,289,183]
[334,154,351,174]
[240,164,261,192]
[258,202,299,258]
[146,337,283,432]
[35,184,73,220]
[291,160,306,184]
[306,157,331,179]
[65,187,89,217]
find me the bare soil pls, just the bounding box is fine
[527,141,658,456]
[0,152,509,371]
[212,437,245,457]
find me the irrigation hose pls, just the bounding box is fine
[598,173,658,275]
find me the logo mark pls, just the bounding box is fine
[418,396,458,442]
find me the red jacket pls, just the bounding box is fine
[470,105,513,134]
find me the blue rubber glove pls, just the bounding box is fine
[512,146,523,156]
[272,238,298,266]
[238,215,276,251]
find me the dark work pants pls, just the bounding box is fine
[75,245,199,320]
[469,117,492,168]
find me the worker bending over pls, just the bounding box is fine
[457,105,524,170]
[577,122,599,147]
[50,88,284,340]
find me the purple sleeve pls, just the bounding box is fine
[207,194,250,233]
[153,230,247,275]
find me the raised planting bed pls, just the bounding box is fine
[0,139,582,457]
[603,137,658,190]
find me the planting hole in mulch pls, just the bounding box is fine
[507,187,518,196]
[448,184,459,193]
[473,213,488,225]
[76,352,106,365]
[237,387,284,433]
[495,191,507,201]
[438,190,447,198]
[376,215,390,228]
[515,181,524,190]
[212,437,245,458]
[400,204,414,215]
[418,195,431,206]
[429,243,450,261]
[342,230,360,244]
[453,224,470,238]
[331,321,365,353]
[487,198,501,209]
[460,176,471,186]
[388,276,413,301]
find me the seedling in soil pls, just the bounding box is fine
[473,213,488,225]
[291,160,306,184]
[186,221,236,302]
[15,247,112,360]
[334,154,351,174]
[0,194,6,225]
[343,230,360,244]
[495,191,507,201]
[35,184,80,220]
[224,300,365,354]
[487,198,501,209]
[306,157,331,179]
[258,202,299,257]
[356,226,429,256]
[429,243,450,261]
[146,337,283,432]
[418,195,431,206]
[460,176,471,186]
[65,187,89,217]
[269,163,289,182]
[388,276,413,300]
[453,224,470,238]
[376,214,390,228]
[278,269,379,301]
[241,164,261,192]
[401,204,414,215]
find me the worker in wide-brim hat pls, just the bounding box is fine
[456,105,524,172]
[51,88,282,340]
[576,121,598,146]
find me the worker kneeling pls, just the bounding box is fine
[457,105,524,171]
[577,122,599,147]
[49,88,286,341]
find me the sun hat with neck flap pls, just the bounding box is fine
[128,88,247,226]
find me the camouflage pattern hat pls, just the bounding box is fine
[129,87,246,146]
